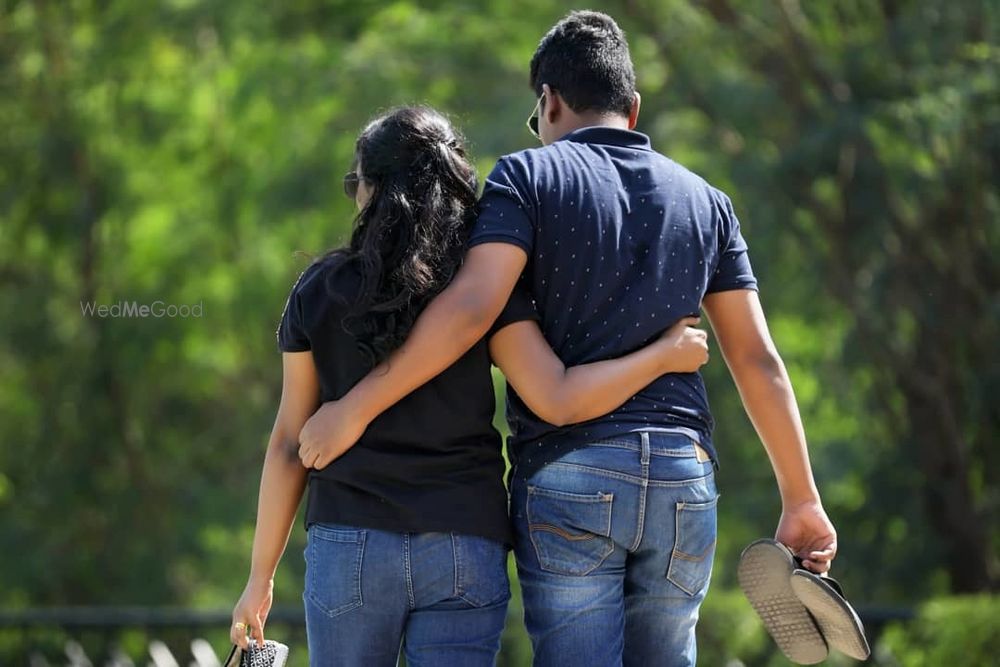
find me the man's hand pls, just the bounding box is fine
[775,499,838,574]
[655,316,709,373]
[298,400,367,469]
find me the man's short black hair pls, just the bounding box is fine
[529,10,636,117]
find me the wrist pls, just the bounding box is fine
[650,339,676,375]
[247,571,275,586]
[780,486,822,509]
[344,381,378,426]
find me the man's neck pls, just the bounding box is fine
[560,112,631,134]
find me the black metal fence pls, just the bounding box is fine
[1,605,913,666]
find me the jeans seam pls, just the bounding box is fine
[648,471,715,488]
[543,461,645,484]
[543,461,713,488]
[631,433,650,552]
[451,532,462,601]
[403,533,415,610]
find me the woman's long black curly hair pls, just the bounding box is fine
[323,106,479,366]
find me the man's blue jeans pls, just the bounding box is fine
[510,431,718,667]
[302,524,509,667]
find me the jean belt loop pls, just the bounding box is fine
[640,431,650,465]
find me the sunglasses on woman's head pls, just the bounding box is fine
[343,171,361,199]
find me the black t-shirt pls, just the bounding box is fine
[276,257,537,546]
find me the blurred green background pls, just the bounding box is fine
[1,0,997,665]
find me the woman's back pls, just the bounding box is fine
[277,258,509,544]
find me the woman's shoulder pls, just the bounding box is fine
[287,252,361,307]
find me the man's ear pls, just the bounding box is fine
[542,83,561,124]
[628,91,641,129]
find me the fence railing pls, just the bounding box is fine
[0,606,308,667]
[0,605,914,666]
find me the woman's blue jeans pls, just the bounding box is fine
[302,524,510,667]
[510,431,719,667]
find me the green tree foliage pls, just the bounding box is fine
[0,0,996,662]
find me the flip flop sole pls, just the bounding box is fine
[738,539,828,665]
[791,570,871,661]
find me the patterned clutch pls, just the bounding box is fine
[222,640,289,667]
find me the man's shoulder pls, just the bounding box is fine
[493,144,560,173]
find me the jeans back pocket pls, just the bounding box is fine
[452,534,511,607]
[665,496,718,596]
[527,485,614,576]
[305,524,366,617]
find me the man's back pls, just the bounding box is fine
[470,125,757,469]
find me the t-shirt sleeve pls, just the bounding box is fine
[468,156,535,254]
[706,191,758,294]
[275,267,314,352]
[488,278,540,338]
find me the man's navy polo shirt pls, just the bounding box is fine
[469,126,758,478]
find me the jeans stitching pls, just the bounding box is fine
[666,498,717,596]
[526,489,615,576]
[403,533,415,610]
[631,433,650,552]
[530,524,598,541]
[543,461,714,487]
[451,532,462,601]
[305,528,366,617]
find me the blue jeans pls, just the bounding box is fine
[302,524,510,667]
[510,431,718,667]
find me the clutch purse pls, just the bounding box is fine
[222,640,290,667]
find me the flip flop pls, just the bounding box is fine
[738,539,828,664]
[790,568,871,661]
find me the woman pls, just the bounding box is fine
[229,106,709,666]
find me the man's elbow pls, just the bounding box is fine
[447,288,500,343]
[731,346,786,378]
[532,396,575,428]
[543,410,572,428]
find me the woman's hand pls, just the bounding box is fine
[230,577,274,650]
[655,316,709,373]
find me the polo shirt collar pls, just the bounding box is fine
[557,125,652,151]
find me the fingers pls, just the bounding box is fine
[796,541,837,574]
[678,316,701,327]
[302,446,326,469]
[249,613,265,649]
[808,543,837,562]
[800,558,831,574]
[231,619,248,649]
[298,444,314,468]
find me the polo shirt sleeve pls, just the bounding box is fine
[706,191,758,294]
[469,156,535,254]
[276,268,313,352]
[488,277,540,338]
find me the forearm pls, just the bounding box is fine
[546,344,668,426]
[248,439,309,582]
[729,352,820,506]
[346,288,494,423]
[343,244,526,424]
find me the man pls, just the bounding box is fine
[299,10,837,666]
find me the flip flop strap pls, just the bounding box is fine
[792,555,847,599]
